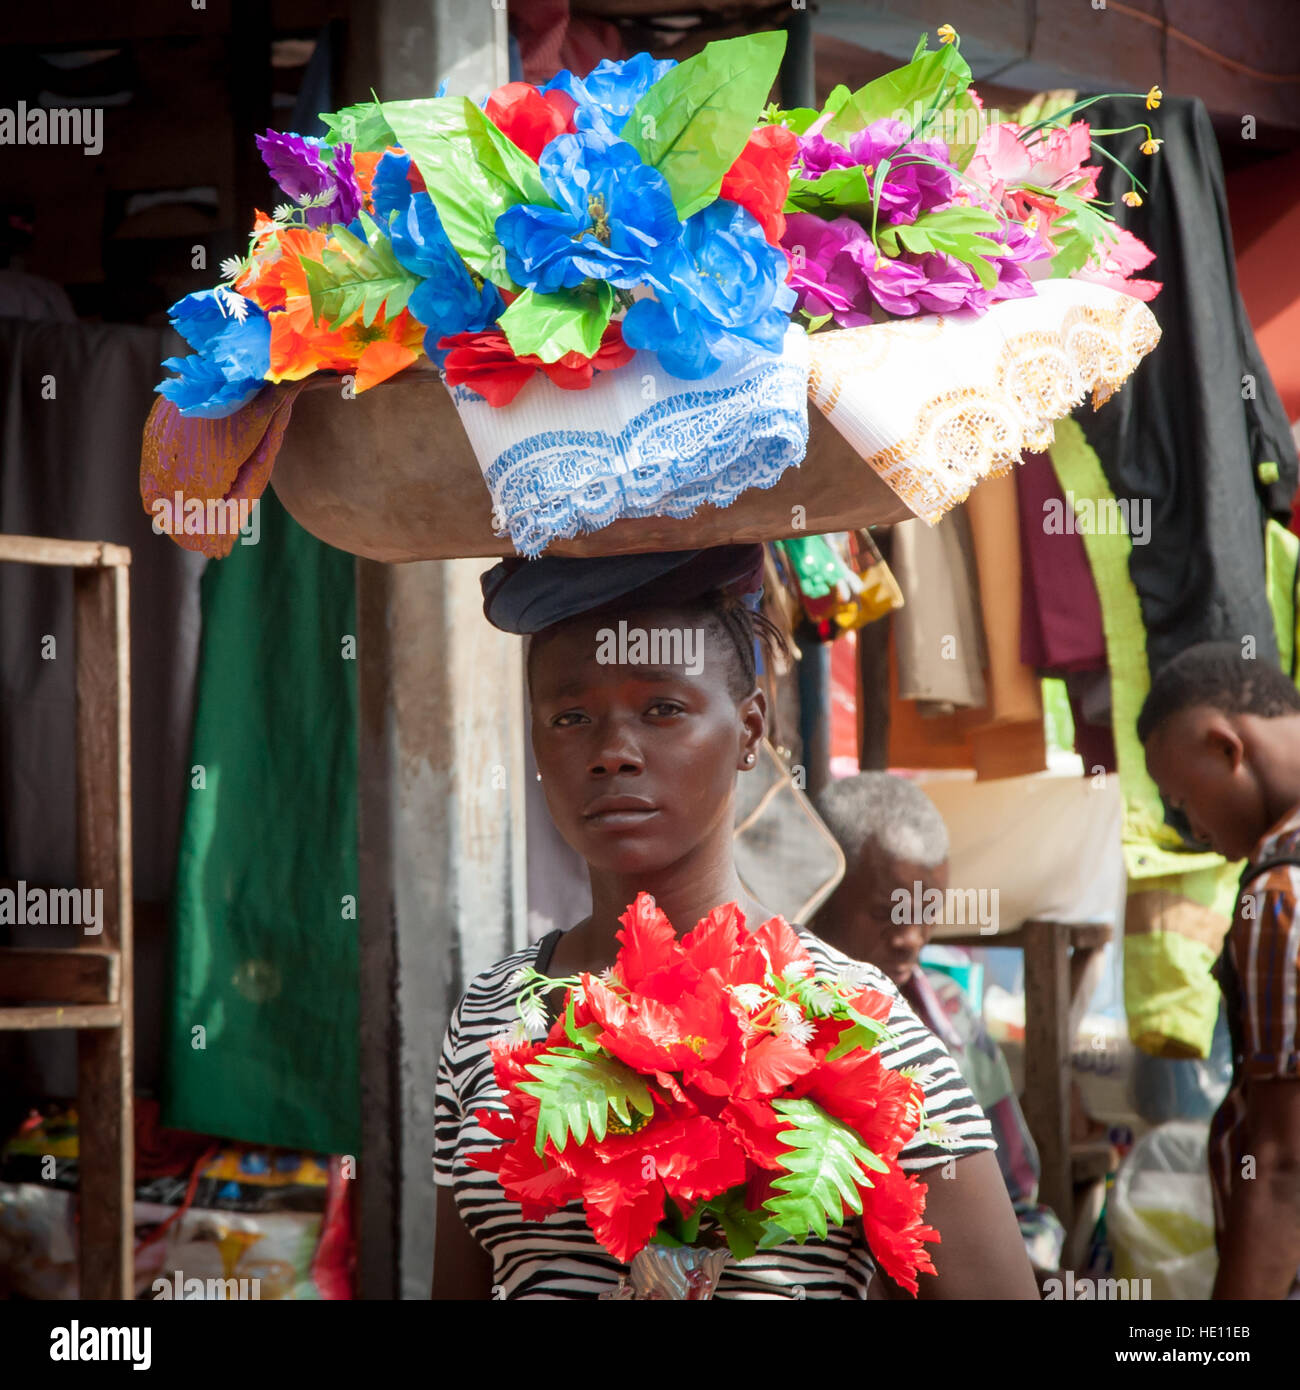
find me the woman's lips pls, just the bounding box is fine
[582,794,659,829]
[586,809,660,829]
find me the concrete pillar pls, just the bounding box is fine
[345,0,521,1302]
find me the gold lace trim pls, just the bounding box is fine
[807,296,1161,524]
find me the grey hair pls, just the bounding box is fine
[814,772,949,870]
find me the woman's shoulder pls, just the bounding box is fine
[791,925,902,999]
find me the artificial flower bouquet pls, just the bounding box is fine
[470,893,944,1299]
[145,25,1164,556]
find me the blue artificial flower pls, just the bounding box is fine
[495,130,681,295]
[544,53,676,136]
[156,288,271,417]
[622,200,796,380]
[372,150,504,363]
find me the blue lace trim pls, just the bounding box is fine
[453,353,809,557]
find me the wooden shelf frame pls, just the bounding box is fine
[0,535,134,1298]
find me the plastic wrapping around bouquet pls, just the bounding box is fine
[269,367,915,564]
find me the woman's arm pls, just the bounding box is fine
[911,1150,1040,1299]
[432,1185,495,1300]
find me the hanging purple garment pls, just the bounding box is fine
[1016,451,1107,674]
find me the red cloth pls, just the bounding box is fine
[511,0,625,86]
[1015,451,1107,674]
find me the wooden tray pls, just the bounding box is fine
[269,369,915,563]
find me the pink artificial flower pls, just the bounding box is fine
[1073,225,1162,301]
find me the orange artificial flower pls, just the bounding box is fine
[265,237,425,389]
[236,223,329,313]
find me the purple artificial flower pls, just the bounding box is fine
[985,218,1054,303]
[794,133,857,179]
[846,121,957,225]
[255,131,362,229]
[906,253,990,314]
[844,239,935,316]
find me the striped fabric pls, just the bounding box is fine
[433,927,995,1299]
[1210,804,1300,1249]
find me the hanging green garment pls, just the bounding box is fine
[1048,418,1238,1060]
[162,489,360,1154]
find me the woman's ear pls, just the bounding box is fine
[738,687,767,768]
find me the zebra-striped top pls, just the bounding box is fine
[433,926,995,1299]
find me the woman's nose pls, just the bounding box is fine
[588,720,644,776]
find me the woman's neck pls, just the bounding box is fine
[549,834,764,976]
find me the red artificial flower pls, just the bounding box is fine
[680,901,769,987]
[790,1045,923,1163]
[484,82,577,162]
[613,892,700,1003]
[858,1161,939,1295]
[723,1095,795,1170]
[748,914,815,981]
[720,123,799,245]
[581,968,745,1097]
[737,1031,817,1098]
[440,323,636,408]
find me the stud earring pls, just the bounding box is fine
[535,772,542,782]
[745,752,756,765]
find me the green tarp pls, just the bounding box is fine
[162,489,360,1155]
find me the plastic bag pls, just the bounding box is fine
[1108,1120,1216,1299]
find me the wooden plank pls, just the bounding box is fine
[74,560,134,1300]
[1022,919,1073,1231]
[0,948,118,1004]
[0,1004,123,1030]
[0,535,130,568]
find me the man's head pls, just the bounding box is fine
[1138,641,1300,861]
[813,772,949,987]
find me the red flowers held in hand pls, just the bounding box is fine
[470,891,939,1287]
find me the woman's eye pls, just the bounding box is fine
[550,711,588,727]
[646,701,684,717]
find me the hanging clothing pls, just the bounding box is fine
[1074,95,1298,678]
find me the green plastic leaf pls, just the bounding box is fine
[383,95,552,288]
[784,164,876,219]
[822,42,972,147]
[894,205,1006,289]
[762,103,822,136]
[299,212,420,329]
[564,991,603,1053]
[763,1097,889,1242]
[623,30,788,220]
[517,1047,656,1156]
[824,1018,890,1063]
[320,99,396,151]
[497,282,614,364]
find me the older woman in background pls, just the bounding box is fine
[813,771,1065,1278]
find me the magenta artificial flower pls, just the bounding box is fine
[845,121,957,224]
[794,133,856,179]
[781,212,872,325]
[255,131,362,229]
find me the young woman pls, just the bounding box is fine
[432,547,1039,1300]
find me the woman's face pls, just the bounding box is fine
[529,602,765,877]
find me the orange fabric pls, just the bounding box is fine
[964,470,1043,726]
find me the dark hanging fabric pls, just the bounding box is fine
[1075,96,1298,677]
